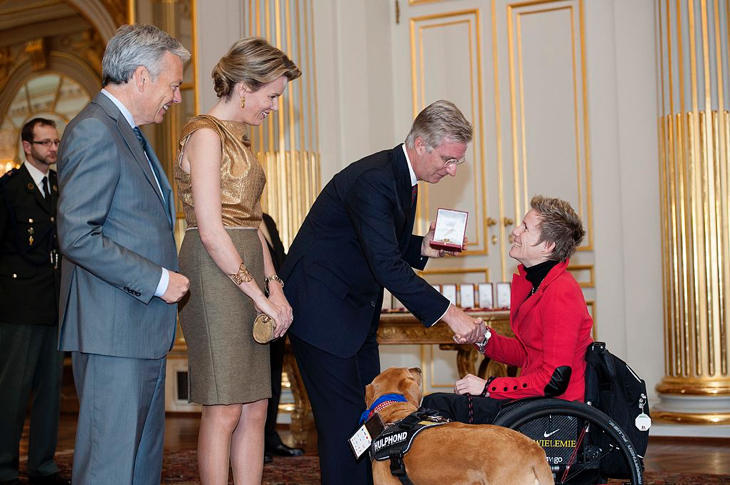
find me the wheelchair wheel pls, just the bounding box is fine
[492,398,643,485]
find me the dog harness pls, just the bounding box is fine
[369,408,450,485]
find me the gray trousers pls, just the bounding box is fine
[71,352,166,485]
[0,322,63,481]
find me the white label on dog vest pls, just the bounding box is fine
[349,413,385,459]
[349,424,372,459]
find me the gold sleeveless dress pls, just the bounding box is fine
[175,115,270,405]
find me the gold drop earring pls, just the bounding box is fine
[240,96,246,109]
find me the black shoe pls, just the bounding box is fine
[28,473,71,485]
[264,451,273,464]
[266,442,304,457]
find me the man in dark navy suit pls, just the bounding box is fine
[0,118,69,485]
[281,100,485,485]
[260,213,304,462]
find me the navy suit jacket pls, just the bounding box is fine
[281,145,449,358]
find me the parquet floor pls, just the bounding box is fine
[641,436,730,474]
[18,414,730,476]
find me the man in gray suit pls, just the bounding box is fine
[56,25,190,485]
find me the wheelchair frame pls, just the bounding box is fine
[492,398,644,485]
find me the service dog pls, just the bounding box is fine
[364,367,554,485]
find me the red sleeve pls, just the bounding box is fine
[484,277,587,400]
[483,329,527,368]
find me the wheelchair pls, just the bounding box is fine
[491,397,644,485]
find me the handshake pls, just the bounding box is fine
[441,304,490,345]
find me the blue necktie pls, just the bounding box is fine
[411,184,418,206]
[132,126,165,203]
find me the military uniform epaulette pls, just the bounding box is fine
[0,167,20,187]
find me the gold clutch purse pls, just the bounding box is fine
[253,313,275,344]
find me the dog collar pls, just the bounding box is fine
[359,393,408,425]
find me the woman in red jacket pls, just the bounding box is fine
[422,195,594,423]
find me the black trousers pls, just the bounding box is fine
[421,392,504,424]
[0,323,63,481]
[265,336,286,447]
[289,333,380,485]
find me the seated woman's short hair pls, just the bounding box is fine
[530,195,585,261]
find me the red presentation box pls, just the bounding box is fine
[430,208,468,252]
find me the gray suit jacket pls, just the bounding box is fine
[57,92,178,359]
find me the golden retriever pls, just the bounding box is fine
[364,367,554,485]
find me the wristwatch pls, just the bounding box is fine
[475,326,492,353]
[265,274,284,288]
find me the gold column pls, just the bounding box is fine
[131,0,199,247]
[244,0,321,248]
[131,0,199,357]
[655,0,730,424]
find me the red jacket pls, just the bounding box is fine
[483,260,593,401]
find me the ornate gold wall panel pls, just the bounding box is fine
[419,266,490,283]
[409,0,446,5]
[245,0,320,248]
[402,1,594,294]
[410,10,488,257]
[505,0,592,252]
[0,0,107,175]
[387,0,598,393]
[67,0,120,40]
[131,0,198,246]
[655,0,730,422]
[567,263,594,288]
[586,300,596,339]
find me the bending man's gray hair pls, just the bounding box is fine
[405,100,473,150]
[102,24,191,86]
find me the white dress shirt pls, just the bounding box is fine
[23,161,50,197]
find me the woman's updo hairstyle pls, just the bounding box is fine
[212,37,301,99]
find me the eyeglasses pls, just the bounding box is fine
[441,156,466,168]
[31,139,61,147]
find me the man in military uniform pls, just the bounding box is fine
[0,118,68,485]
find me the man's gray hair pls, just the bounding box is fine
[405,100,473,150]
[102,24,191,86]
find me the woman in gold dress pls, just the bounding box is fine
[175,38,300,484]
